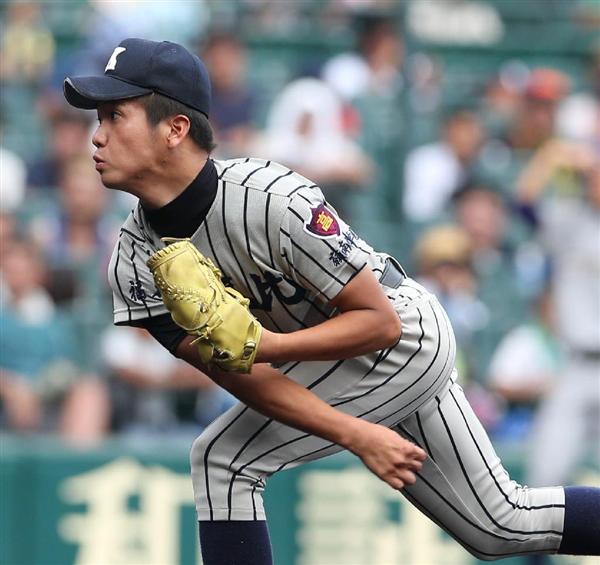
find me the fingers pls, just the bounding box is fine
[399,469,418,486]
[387,469,418,490]
[398,443,427,469]
[404,458,424,472]
[404,442,427,460]
[391,444,427,488]
[389,477,405,490]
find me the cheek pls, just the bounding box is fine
[113,131,155,171]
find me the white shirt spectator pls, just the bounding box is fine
[540,198,600,352]
[0,146,25,212]
[488,324,560,394]
[101,325,179,384]
[403,142,464,221]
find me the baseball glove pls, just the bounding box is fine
[146,238,262,373]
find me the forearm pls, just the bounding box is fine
[219,364,361,446]
[113,365,211,390]
[256,308,402,364]
[177,336,427,490]
[177,338,359,447]
[516,147,557,203]
[516,139,595,203]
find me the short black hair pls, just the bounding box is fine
[139,92,216,153]
[452,177,506,206]
[442,105,478,125]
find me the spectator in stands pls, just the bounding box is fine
[0,213,20,270]
[358,17,404,97]
[402,108,484,222]
[452,180,528,377]
[413,224,489,376]
[0,144,26,212]
[27,106,93,190]
[201,32,259,159]
[101,326,235,438]
[556,44,600,144]
[483,68,571,191]
[28,154,120,284]
[27,153,122,370]
[323,14,406,217]
[480,64,527,138]
[486,283,562,441]
[323,15,404,101]
[509,68,571,151]
[0,0,55,83]
[453,181,508,258]
[0,239,109,443]
[71,0,206,77]
[256,77,372,215]
[516,138,600,487]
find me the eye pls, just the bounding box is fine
[110,111,120,120]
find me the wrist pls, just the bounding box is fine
[334,415,369,453]
[255,329,283,363]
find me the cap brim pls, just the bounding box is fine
[64,75,153,109]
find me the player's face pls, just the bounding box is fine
[92,99,163,191]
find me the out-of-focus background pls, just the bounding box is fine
[0,1,599,564]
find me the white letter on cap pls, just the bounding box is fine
[105,47,126,73]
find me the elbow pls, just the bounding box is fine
[379,313,402,349]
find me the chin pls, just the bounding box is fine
[99,173,125,191]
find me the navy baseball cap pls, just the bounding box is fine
[64,38,211,116]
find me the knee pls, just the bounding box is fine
[461,537,520,561]
[189,432,232,516]
[459,526,555,561]
[464,545,503,562]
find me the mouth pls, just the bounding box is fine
[93,155,106,172]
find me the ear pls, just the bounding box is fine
[166,114,191,148]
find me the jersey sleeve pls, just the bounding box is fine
[108,230,169,325]
[278,188,371,301]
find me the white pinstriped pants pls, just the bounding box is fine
[190,287,565,559]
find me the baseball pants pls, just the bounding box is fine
[190,286,565,559]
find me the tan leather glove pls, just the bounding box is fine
[147,239,262,373]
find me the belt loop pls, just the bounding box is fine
[380,257,405,289]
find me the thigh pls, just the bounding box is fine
[199,296,455,471]
[395,380,565,559]
[191,297,456,519]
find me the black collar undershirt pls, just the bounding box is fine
[143,158,218,238]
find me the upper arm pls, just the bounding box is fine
[108,230,168,325]
[329,265,400,320]
[277,190,372,301]
[134,313,188,354]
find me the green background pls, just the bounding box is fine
[2,437,597,565]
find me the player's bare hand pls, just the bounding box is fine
[345,420,427,490]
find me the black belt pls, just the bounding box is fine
[379,257,406,289]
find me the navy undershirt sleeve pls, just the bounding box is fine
[126,313,188,354]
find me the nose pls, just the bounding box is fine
[92,123,107,148]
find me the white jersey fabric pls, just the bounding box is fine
[107,158,565,559]
[109,158,399,330]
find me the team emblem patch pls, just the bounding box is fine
[304,204,341,239]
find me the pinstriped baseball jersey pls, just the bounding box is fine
[108,157,566,557]
[108,157,411,331]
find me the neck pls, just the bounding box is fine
[134,149,209,210]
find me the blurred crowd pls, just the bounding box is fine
[1,0,598,486]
